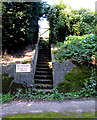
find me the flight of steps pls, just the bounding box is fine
[34,40,53,92]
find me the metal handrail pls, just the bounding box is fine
[31,39,40,88]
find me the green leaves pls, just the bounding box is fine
[2,2,43,53]
[10,88,65,100]
[54,34,96,65]
[45,3,95,43]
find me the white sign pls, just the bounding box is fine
[16,64,31,72]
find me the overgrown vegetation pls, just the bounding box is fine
[45,1,95,43]
[2,2,43,54]
[58,65,92,93]
[1,1,97,102]
[1,72,26,94]
[0,93,14,102]
[53,34,97,64]
[1,73,14,93]
[52,33,97,98]
[58,65,97,98]
[1,75,97,103]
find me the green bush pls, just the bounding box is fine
[53,34,97,64]
[45,1,95,43]
[0,93,14,102]
[14,88,65,100]
[1,73,24,94]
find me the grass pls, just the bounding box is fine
[2,112,96,119]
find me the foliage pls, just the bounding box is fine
[45,1,95,43]
[1,72,25,94]
[1,76,97,102]
[0,93,14,102]
[57,65,92,93]
[53,34,97,64]
[2,2,43,54]
[39,39,49,50]
[22,60,31,64]
[1,73,14,93]
[58,64,97,98]
[65,75,97,99]
[15,88,65,100]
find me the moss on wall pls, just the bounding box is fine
[1,73,14,93]
[57,65,92,93]
[1,73,25,94]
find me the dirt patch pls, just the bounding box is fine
[1,45,35,65]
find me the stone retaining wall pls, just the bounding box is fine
[2,43,39,88]
[2,63,33,87]
[51,45,75,88]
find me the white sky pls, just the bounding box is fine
[42,0,96,11]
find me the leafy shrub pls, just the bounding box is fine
[39,40,49,50]
[14,88,65,100]
[46,1,95,43]
[65,75,97,98]
[53,34,97,64]
[0,93,14,102]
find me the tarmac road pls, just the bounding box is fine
[0,98,96,116]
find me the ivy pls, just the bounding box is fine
[53,34,97,65]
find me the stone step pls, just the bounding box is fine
[37,61,48,64]
[35,68,52,72]
[37,62,48,65]
[38,54,50,56]
[35,71,52,75]
[38,56,50,59]
[35,79,53,84]
[36,64,49,68]
[35,84,53,89]
[39,49,50,52]
[35,89,53,93]
[38,53,50,55]
[34,41,53,90]
[37,59,51,62]
[34,75,52,79]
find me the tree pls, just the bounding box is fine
[2,2,43,54]
[44,2,95,43]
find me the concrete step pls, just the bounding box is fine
[38,54,50,57]
[35,79,53,84]
[37,61,48,64]
[37,59,51,62]
[35,84,53,89]
[35,89,53,93]
[36,64,49,68]
[38,57,50,60]
[34,75,53,79]
[35,71,52,75]
[36,63,48,66]
[39,49,50,52]
[35,68,52,72]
